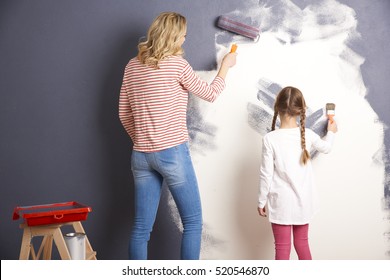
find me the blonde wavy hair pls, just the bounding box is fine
[138,12,187,68]
[271,86,310,165]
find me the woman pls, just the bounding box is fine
[119,12,236,259]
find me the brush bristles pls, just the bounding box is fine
[326,103,335,110]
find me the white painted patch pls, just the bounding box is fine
[171,0,389,259]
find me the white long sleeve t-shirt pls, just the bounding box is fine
[258,127,335,225]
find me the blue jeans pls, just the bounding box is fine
[129,142,203,260]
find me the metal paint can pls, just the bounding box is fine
[64,232,86,260]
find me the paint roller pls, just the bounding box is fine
[217,14,261,52]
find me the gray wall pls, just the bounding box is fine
[1,0,389,260]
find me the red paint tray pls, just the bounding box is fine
[13,201,92,226]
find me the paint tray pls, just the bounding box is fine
[12,201,92,226]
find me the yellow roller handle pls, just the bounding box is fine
[230,44,238,53]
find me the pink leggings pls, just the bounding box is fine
[271,223,312,260]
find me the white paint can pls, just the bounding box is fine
[64,232,86,260]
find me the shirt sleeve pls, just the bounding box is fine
[258,135,274,208]
[310,130,335,154]
[179,61,225,102]
[118,78,135,140]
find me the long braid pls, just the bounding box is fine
[300,109,310,164]
[271,111,278,131]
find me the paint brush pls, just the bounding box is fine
[326,103,336,123]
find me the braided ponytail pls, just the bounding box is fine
[273,86,310,164]
[300,108,310,165]
[271,111,278,131]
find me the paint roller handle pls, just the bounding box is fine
[230,44,238,53]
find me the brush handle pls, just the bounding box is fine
[328,115,334,124]
[230,44,238,53]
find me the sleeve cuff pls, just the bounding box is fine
[258,201,266,209]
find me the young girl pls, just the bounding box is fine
[119,12,236,260]
[257,86,337,260]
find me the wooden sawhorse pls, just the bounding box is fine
[19,221,97,260]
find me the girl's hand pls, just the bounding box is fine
[258,207,267,217]
[327,119,338,133]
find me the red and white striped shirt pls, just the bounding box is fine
[119,56,225,152]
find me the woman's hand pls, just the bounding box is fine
[217,52,237,79]
[221,52,237,68]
